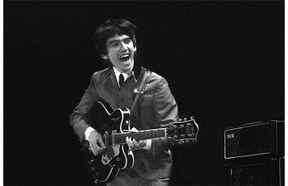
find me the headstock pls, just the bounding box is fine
[166,117,199,144]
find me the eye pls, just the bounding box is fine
[110,42,119,47]
[123,38,132,44]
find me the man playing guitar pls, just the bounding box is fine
[70,19,180,186]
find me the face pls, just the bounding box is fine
[103,34,136,73]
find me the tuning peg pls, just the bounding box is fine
[178,140,185,145]
[190,116,194,120]
[184,118,187,121]
[178,118,182,121]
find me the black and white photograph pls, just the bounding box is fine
[4,1,284,185]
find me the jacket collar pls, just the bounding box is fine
[109,62,143,81]
[132,62,142,80]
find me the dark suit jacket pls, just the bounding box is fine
[70,66,178,180]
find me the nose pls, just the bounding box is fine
[120,41,128,51]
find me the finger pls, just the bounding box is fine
[126,137,133,148]
[90,145,103,156]
[90,139,102,150]
[91,148,101,156]
[97,137,106,148]
[96,145,105,152]
[133,139,146,148]
[140,140,147,148]
[130,127,138,132]
[132,138,140,146]
[90,147,97,155]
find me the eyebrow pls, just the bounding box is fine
[107,36,131,45]
[107,40,119,46]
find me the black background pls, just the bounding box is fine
[4,1,284,185]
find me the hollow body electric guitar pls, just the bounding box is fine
[83,100,199,184]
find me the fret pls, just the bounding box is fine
[114,133,126,145]
[104,128,167,146]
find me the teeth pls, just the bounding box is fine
[120,54,130,61]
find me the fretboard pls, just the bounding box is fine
[103,128,167,146]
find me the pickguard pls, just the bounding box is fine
[101,145,120,165]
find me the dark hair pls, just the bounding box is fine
[93,19,137,56]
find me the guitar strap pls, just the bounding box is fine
[130,67,151,116]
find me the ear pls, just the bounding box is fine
[101,55,108,60]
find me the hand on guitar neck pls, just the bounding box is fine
[88,130,106,156]
[126,127,152,151]
[88,127,151,156]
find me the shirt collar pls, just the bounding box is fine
[113,67,131,84]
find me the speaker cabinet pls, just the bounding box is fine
[224,120,284,186]
[225,157,284,186]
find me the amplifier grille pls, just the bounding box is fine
[224,120,284,159]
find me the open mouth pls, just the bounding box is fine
[120,53,130,62]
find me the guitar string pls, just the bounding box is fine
[106,129,166,145]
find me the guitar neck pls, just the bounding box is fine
[104,128,167,146]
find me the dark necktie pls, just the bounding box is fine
[119,74,124,87]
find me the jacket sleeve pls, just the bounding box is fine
[150,77,179,154]
[69,75,100,142]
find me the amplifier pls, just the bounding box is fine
[224,120,284,159]
[224,157,284,186]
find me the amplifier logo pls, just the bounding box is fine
[227,133,235,139]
